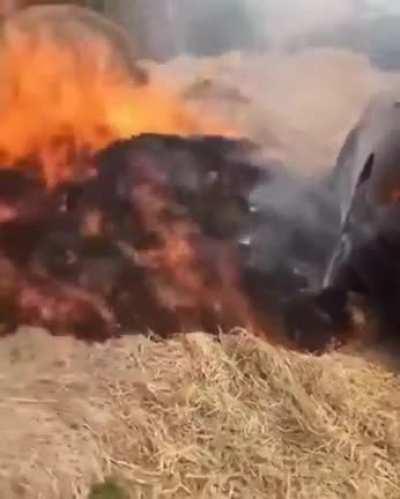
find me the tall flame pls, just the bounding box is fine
[0,5,231,186]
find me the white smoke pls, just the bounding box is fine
[145,48,400,175]
[104,0,400,173]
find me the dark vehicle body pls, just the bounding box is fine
[286,94,400,351]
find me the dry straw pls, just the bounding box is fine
[0,328,399,498]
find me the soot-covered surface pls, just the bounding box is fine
[0,133,339,342]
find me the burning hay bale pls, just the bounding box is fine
[0,5,278,342]
[0,127,338,344]
[0,4,342,349]
[0,132,280,340]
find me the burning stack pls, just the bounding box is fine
[0,4,377,353]
[0,2,338,347]
[0,123,342,345]
[0,134,260,340]
[10,134,326,340]
[0,4,307,342]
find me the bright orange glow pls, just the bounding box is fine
[0,6,266,340]
[0,9,234,187]
[130,182,257,333]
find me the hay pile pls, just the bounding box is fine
[0,328,400,498]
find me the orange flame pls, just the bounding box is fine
[0,6,265,340]
[0,6,233,187]
[130,181,257,333]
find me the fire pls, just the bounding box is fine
[0,6,266,342]
[129,179,256,333]
[0,5,232,187]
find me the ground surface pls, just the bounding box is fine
[0,328,400,498]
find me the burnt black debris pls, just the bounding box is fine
[0,133,340,343]
[282,287,352,354]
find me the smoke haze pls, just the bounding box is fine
[246,0,359,49]
[132,0,400,283]
[103,0,397,173]
[146,49,400,174]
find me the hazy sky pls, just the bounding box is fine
[366,0,400,13]
[255,0,400,48]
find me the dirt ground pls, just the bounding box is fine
[0,327,399,498]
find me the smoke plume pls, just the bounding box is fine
[146,48,400,174]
